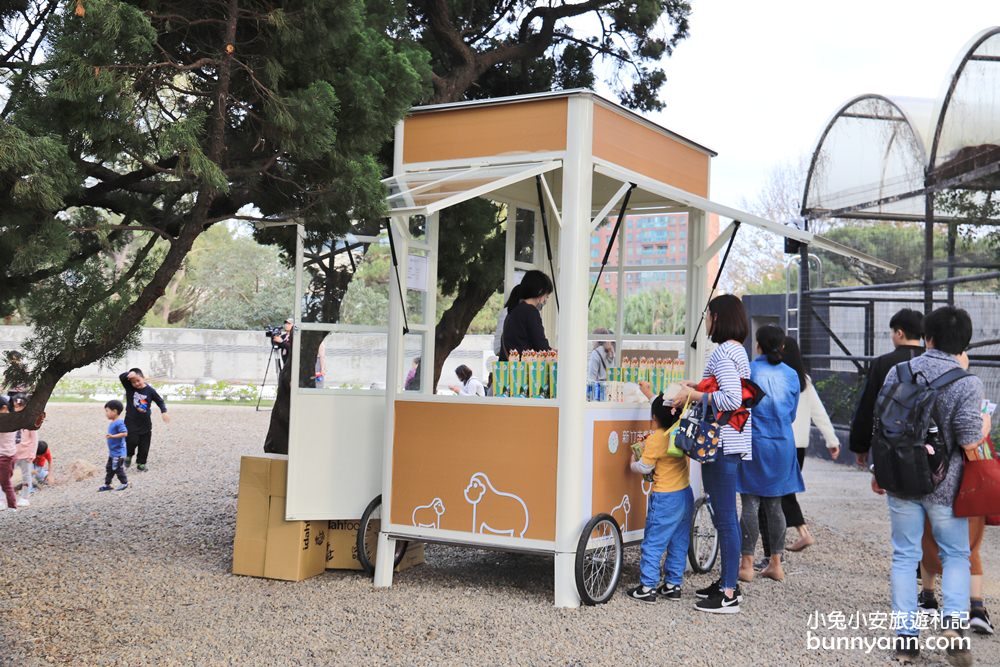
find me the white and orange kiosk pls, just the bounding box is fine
[356,90,894,608]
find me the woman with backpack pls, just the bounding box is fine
[738,325,804,583]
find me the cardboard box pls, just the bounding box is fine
[232,455,328,582]
[326,519,425,572]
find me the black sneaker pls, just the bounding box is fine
[941,627,972,667]
[918,589,940,616]
[626,585,656,604]
[136,464,148,472]
[695,579,743,602]
[125,457,132,469]
[970,607,994,635]
[893,636,920,663]
[656,583,682,601]
[695,591,740,614]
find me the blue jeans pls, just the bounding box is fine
[640,487,694,588]
[701,454,742,590]
[887,495,970,635]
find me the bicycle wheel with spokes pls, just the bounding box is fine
[357,494,408,575]
[688,495,719,574]
[574,513,623,605]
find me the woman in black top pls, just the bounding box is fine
[499,270,553,360]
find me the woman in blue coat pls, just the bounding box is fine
[738,325,804,583]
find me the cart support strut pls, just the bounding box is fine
[588,183,636,308]
[536,175,561,310]
[385,218,410,335]
[690,220,741,349]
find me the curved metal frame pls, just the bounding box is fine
[797,27,1000,376]
[800,94,929,219]
[928,26,1000,175]
[802,27,1000,219]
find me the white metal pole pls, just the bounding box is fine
[552,95,594,608]
[685,208,709,500]
[422,213,439,392]
[374,215,406,588]
[685,208,708,377]
[615,209,626,355]
[285,224,306,519]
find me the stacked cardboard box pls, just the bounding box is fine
[326,519,425,571]
[232,454,328,581]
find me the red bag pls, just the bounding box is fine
[695,376,765,433]
[953,436,1000,522]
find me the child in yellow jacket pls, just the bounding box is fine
[626,388,692,603]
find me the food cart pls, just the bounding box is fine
[284,90,894,606]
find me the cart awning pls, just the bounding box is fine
[594,162,898,273]
[384,160,561,217]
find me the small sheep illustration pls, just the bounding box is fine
[411,497,446,529]
[463,472,529,538]
[611,495,631,533]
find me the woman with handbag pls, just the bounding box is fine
[680,294,752,614]
[737,325,804,583]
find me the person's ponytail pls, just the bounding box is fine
[504,284,523,310]
[755,324,786,366]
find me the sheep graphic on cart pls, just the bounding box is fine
[610,495,631,533]
[463,472,529,538]
[411,498,446,529]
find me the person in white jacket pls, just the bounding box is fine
[760,337,840,556]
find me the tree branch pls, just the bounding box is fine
[424,0,476,66]
[80,156,180,199]
[71,224,175,241]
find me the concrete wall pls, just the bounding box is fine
[0,326,496,390]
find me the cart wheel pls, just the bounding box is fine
[357,494,408,575]
[574,513,623,605]
[688,495,719,574]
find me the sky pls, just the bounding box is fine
[643,0,998,209]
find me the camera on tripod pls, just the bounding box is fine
[264,325,284,339]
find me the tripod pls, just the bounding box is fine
[255,344,284,412]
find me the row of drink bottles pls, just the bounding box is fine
[492,353,686,401]
[608,358,686,396]
[492,351,557,399]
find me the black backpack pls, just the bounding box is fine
[871,361,969,496]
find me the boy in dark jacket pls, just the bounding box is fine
[119,368,169,471]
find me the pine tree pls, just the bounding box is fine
[0,0,429,429]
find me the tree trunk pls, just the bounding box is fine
[433,281,499,390]
[263,359,292,454]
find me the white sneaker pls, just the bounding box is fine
[17,497,30,507]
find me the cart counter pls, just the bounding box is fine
[386,397,657,550]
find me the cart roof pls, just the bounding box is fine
[386,92,897,273]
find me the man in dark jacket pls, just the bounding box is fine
[850,308,924,466]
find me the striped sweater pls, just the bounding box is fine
[703,341,753,459]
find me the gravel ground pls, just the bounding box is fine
[1,403,997,666]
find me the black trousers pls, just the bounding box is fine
[105,456,128,485]
[125,431,153,465]
[761,448,807,557]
